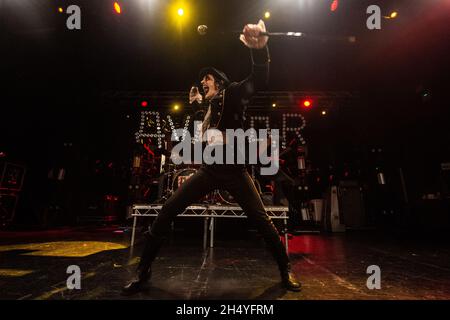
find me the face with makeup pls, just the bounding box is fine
[201,74,220,100]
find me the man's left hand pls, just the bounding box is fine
[240,19,268,49]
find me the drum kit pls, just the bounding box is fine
[156,163,243,205]
[150,117,266,205]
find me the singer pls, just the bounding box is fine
[123,20,301,295]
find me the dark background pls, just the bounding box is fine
[1,0,449,229]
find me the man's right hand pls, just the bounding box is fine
[189,86,203,104]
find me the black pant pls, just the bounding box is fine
[150,164,289,269]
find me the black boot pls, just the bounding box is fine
[280,263,301,292]
[122,232,164,296]
[273,245,301,292]
[259,220,302,292]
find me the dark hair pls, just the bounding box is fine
[216,79,225,90]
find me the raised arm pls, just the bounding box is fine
[234,20,270,99]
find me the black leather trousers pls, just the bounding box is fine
[148,164,289,270]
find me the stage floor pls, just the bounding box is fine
[0,226,449,300]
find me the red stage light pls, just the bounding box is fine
[141,101,148,107]
[114,2,121,14]
[330,0,339,12]
[302,100,312,108]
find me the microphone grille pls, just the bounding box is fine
[197,25,208,36]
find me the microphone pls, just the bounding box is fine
[197,25,208,36]
[197,24,271,37]
[197,24,356,43]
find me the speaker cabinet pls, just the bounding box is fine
[338,180,366,229]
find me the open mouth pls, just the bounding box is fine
[203,86,209,94]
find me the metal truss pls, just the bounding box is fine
[132,204,288,219]
[102,90,358,110]
[130,204,290,254]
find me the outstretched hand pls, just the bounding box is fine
[189,86,203,104]
[240,19,268,49]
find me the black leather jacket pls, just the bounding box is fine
[192,46,270,131]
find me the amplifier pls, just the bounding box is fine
[338,180,366,229]
[0,193,19,225]
[0,162,26,192]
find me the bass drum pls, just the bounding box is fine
[216,190,237,205]
[216,177,262,206]
[172,168,197,191]
[171,168,212,203]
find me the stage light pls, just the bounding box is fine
[321,110,327,115]
[272,103,277,108]
[58,7,64,13]
[264,11,271,19]
[390,11,398,19]
[170,2,192,27]
[302,100,312,108]
[141,101,148,107]
[173,104,180,111]
[420,89,432,102]
[114,2,121,14]
[330,0,339,12]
